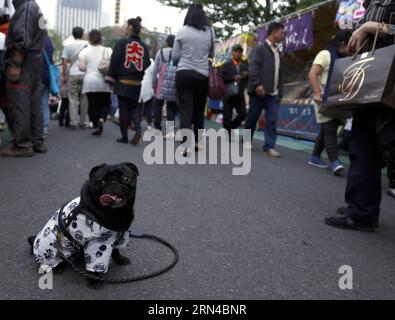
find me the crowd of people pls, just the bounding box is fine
[0,0,394,232]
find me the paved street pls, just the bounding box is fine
[0,120,395,300]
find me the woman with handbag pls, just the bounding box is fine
[220,44,248,139]
[106,17,151,145]
[173,3,215,155]
[79,29,112,136]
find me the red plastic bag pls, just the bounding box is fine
[208,63,225,101]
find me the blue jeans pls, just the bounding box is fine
[111,93,119,117]
[244,94,280,151]
[41,85,50,138]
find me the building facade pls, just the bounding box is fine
[56,0,103,39]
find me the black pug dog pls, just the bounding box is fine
[28,163,139,289]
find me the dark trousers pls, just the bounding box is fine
[0,79,10,127]
[59,98,70,127]
[154,98,178,130]
[176,70,208,142]
[118,96,141,139]
[344,108,383,221]
[143,98,154,125]
[313,119,341,163]
[7,58,43,148]
[223,95,246,133]
[388,152,395,189]
[244,94,280,151]
[86,92,111,129]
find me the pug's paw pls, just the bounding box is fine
[87,278,104,290]
[112,249,131,266]
[53,263,66,275]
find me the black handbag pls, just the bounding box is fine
[321,25,395,119]
[225,81,239,99]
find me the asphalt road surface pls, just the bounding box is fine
[0,120,394,300]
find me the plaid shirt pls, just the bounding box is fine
[357,0,395,51]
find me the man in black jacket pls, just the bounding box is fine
[1,0,47,157]
[244,22,285,158]
[220,44,248,138]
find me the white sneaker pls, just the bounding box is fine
[264,149,281,158]
[147,125,153,132]
[243,142,253,150]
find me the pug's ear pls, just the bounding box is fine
[89,164,107,180]
[123,163,139,177]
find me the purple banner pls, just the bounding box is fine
[258,13,314,52]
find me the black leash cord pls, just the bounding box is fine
[58,233,179,284]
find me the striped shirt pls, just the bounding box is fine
[357,0,395,51]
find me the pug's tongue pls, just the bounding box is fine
[99,194,118,206]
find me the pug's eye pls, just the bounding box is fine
[122,176,132,183]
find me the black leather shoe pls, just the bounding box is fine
[325,213,377,232]
[116,138,128,144]
[33,143,48,153]
[336,207,379,228]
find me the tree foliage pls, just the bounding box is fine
[48,29,63,61]
[156,0,325,39]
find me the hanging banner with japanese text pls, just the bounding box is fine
[257,12,314,52]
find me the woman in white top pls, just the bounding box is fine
[79,30,112,136]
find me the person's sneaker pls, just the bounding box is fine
[130,133,142,145]
[330,160,345,176]
[69,125,77,130]
[147,125,153,132]
[325,213,377,232]
[308,156,330,169]
[243,141,253,150]
[388,188,395,199]
[1,146,34,157]
[33,143,47,154]
[0,122,5,131]
[116,138,128,144]
[264,148,281,158]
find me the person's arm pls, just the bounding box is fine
[309,64,324,104]
[107,40,123,79]
[249,47,265,96]
[172,31,182,65]
[209,27,215,59]
[78,49,87,72]
[151,50,161,89]
[349,21,395,53]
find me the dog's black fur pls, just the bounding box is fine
[29,163,139,290]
